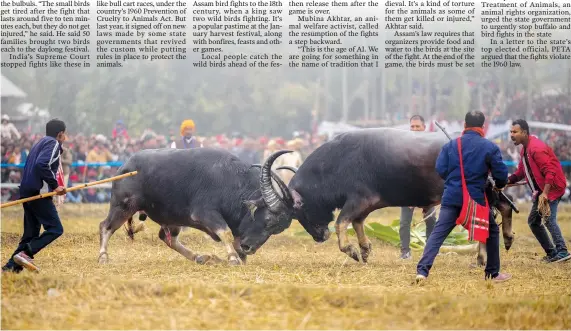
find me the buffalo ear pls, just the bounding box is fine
[244,198,264,219]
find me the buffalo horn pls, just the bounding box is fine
[276,166,297,173]
[250,164,293,205]
[260,150,292,212]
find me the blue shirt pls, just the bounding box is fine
[435,130,508,207]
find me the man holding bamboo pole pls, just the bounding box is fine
[2,119,68,273]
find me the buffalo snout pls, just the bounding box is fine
[240,243,256,254]
[313,227,330,243]
[239,234,269,255]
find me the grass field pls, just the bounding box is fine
[2,203,571,329]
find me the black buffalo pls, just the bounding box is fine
[239,128,515,264]
[98,148,294,265]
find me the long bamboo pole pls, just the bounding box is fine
[0,171,138,209]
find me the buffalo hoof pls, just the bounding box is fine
[98,252,109,264]
[194,254,222,265]
[341,244,360,262]
[195,255,207,265]
[360,242,372,263]
[228,253,244,266]
[228,258,243,266]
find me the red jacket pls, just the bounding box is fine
[508,135,566,201]
[112,128,129,140]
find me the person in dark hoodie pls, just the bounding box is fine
[2,119,67,273]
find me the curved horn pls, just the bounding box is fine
[276,166,297,174]
[271,169,293,205]
[260,150,292,212]
[250,164,293,204]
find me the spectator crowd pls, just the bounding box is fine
[2,108,570,204]
[1,118,322,203]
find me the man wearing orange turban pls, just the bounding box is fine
[133,119,202,233]
[170,119,201,149]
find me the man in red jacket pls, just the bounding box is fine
[507,119,570,263]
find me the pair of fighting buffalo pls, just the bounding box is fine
[98,128,515,267]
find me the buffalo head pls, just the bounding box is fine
[275,166,333,243]
[238,150,296,254]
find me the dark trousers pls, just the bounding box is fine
[528,197,567,257]
[3,197,64,271]
[399,206,436,253]
[417,205,500,279]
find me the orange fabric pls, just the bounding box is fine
[463,127,485,137]
[180,120,195,136]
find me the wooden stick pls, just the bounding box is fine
[0,171,138,209]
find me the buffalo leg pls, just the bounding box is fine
[475,197,515,267]
[233,236,247,263]
[196,210,244,265]
[336,219,360,262]
[98,207,135,264]
[497,194,515,251]
[476,243,487,267]
[351,216,372,263]
[158,226,222,265]
[335,196,380,263]
[215,228,243,265]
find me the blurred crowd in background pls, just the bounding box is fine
[2,110,570,204]
[1,117,321,203]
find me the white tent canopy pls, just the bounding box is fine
[1,75,27,98]
[317,119,570,142]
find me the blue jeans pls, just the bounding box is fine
[528,197,567,257]
[417,205,500,279]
